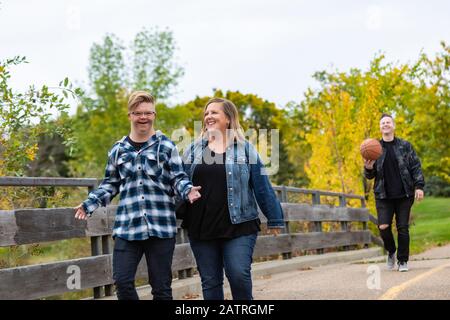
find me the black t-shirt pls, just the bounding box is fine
[126,136,145,151]
[183,146,260,240]
[382,140,405,199]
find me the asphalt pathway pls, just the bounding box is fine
[251,244,450,300]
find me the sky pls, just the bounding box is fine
[1,0,449,114]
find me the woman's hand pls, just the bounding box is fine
[188,186,202,203]
[267,228,283,236]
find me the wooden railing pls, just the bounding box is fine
[0,177,381,300]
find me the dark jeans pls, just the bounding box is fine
[375,197,414,263]
[112,236,176,300]
[189,233,257,300]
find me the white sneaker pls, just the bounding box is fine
[387,252,396,270]
[398,261,408,272]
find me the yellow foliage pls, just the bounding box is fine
[25,144,39,161]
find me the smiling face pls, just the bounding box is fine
[380,115,395,136]
[204,102,230,135]
[128,102,156,136]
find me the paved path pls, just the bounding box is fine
[101,245,450,300]
[251,244,450,300]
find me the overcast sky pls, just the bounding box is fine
[1,0,449,113]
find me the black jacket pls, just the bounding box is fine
[364,137,425,199]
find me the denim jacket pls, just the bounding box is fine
[182,138,284,228]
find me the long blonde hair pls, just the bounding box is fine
[201,98,245,142]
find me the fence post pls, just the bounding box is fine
[281,186,292,259]
[102,235,114,296]
[282,220,293,260]
[339,195,350,251]
[88,183,103,299]
[176,228,193,279]
[281,186,288,203]
[312,191,323,254]
[360,197,366,208]
[177,228,186,279]
[360,197,369,248]
[90,236,103,298]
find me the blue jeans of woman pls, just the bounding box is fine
[189,233,257,300]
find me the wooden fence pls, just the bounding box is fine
[0,177,381,300]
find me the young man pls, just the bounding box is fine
[74,91,201,299]
[364,113,425,272]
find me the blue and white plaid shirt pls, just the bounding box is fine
[82,131,193,240]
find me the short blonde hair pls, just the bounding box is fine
[127,91,155,112]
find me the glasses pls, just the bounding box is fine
[130,111,156,117]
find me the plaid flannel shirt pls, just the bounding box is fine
[82,131,193,240]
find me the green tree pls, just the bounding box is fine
[0,56,78,176]
[405,42,450,184]
[132,27,184,100]
[0,56,79,210]
[70,28,185,178]
[303,45,450,210]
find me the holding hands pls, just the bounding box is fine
[74,186,202,221]
[188,186,202,204]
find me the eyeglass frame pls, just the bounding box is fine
[129,111,156,117]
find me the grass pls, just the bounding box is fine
[410,197,450,254]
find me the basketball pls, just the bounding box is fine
[360,138,382,160]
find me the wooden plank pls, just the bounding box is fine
[272,186,364,200]
[290,231,371,251]
[369,214,378,225]
[0,176,98,187]
[0,210,18,246]
[1,204,369,246]
[0,254,113,300]
[253,231,371,258]
[172,243,196,271]
[253,234,292,258]
[259,204,369,223]
[0,207,114,246]
[0,242,198,300]
[135,243,197,279]
[371,234,384,247]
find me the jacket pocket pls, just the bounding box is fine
[237,156,250,175]
[117,153,134,180]
[144,153,162,178]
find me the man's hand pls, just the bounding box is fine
[188,186,202,204]
[267,228,283,236]
[364,159,375,170]
[74,204,88,220]
[415,189,424,202]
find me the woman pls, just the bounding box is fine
[181,97,284,300]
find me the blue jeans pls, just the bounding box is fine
[189,233,257,300]
[112,236,175,300]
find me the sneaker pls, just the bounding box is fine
[387,252,396,270]
[398,261,409,272]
